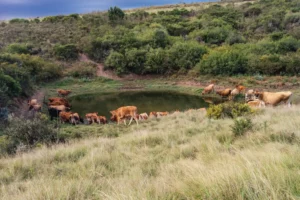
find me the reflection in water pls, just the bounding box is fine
[69,91,222,118]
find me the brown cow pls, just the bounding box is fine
[59,111,73,123]
[254,91,292,107]
[98,116,108,124]
[149,112,157,118]
[57,89,72,97]
[110,106,138,125]
[216,88,232,98]
[202,84,215,95]
[48,97,71,107]
[86,112,99,124]
[236,85,246,93]
[48,105,70,112]
[70,113,82,125]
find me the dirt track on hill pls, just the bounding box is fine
[79,54,158,81]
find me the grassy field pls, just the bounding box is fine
[1,104,300,199]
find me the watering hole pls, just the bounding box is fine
[69,91,224,118]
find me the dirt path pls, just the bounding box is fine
[79,54,158,81]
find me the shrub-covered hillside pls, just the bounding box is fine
[0,0,299,76]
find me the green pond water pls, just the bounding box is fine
[68,91,224,119]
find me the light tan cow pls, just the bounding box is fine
[202,84,215,95]
[247,100,265,108]
[254,91,292,107]
[110,106,138,125]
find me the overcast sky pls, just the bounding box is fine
[0,0,216,20]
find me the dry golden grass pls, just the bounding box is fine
[1,106,300,199]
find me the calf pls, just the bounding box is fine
[247,100,265,108]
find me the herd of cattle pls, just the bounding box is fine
[202,84,293,107]
[27,85,293,126]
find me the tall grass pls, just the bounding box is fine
[1,107,300,199]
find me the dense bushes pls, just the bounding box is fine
[0,54,61,106]
[54,44,79,61]
[67,62,97,78]
[0,0,300,77]
[2,116,59,154]
[198,48,248,75]
[104,41,206,75]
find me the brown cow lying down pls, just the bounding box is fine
[254,91,292,107]
[216,88,232,98]
[202,84,214,95]
[110,106,138,125]
[247,100,265,108]
[57,89,72,97]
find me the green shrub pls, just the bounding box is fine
[277,36,299,53]
[54,44,78,61]
[231,118,253,137]
[190,27,230,45]
[9,18,29,24]
[207,103,253,119]
[198,48,248,75]
[152,29,170,48]
[284,12,300,26]
[0,72,21,97]
[105,51,126,75]
[166,41,207,71]
[145,48,167,74]
[108,6,125,21]
[125,48,148,74]
[5,43,31,54]
[2,115,59,154]
[67,62,97,78]
[226,32,246,45]
[248,54,284,75]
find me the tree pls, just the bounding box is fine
[108,6,125,21]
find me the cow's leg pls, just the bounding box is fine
[134,116,139,125]
[128,116,134,125]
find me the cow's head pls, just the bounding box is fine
[254,90,263,99]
